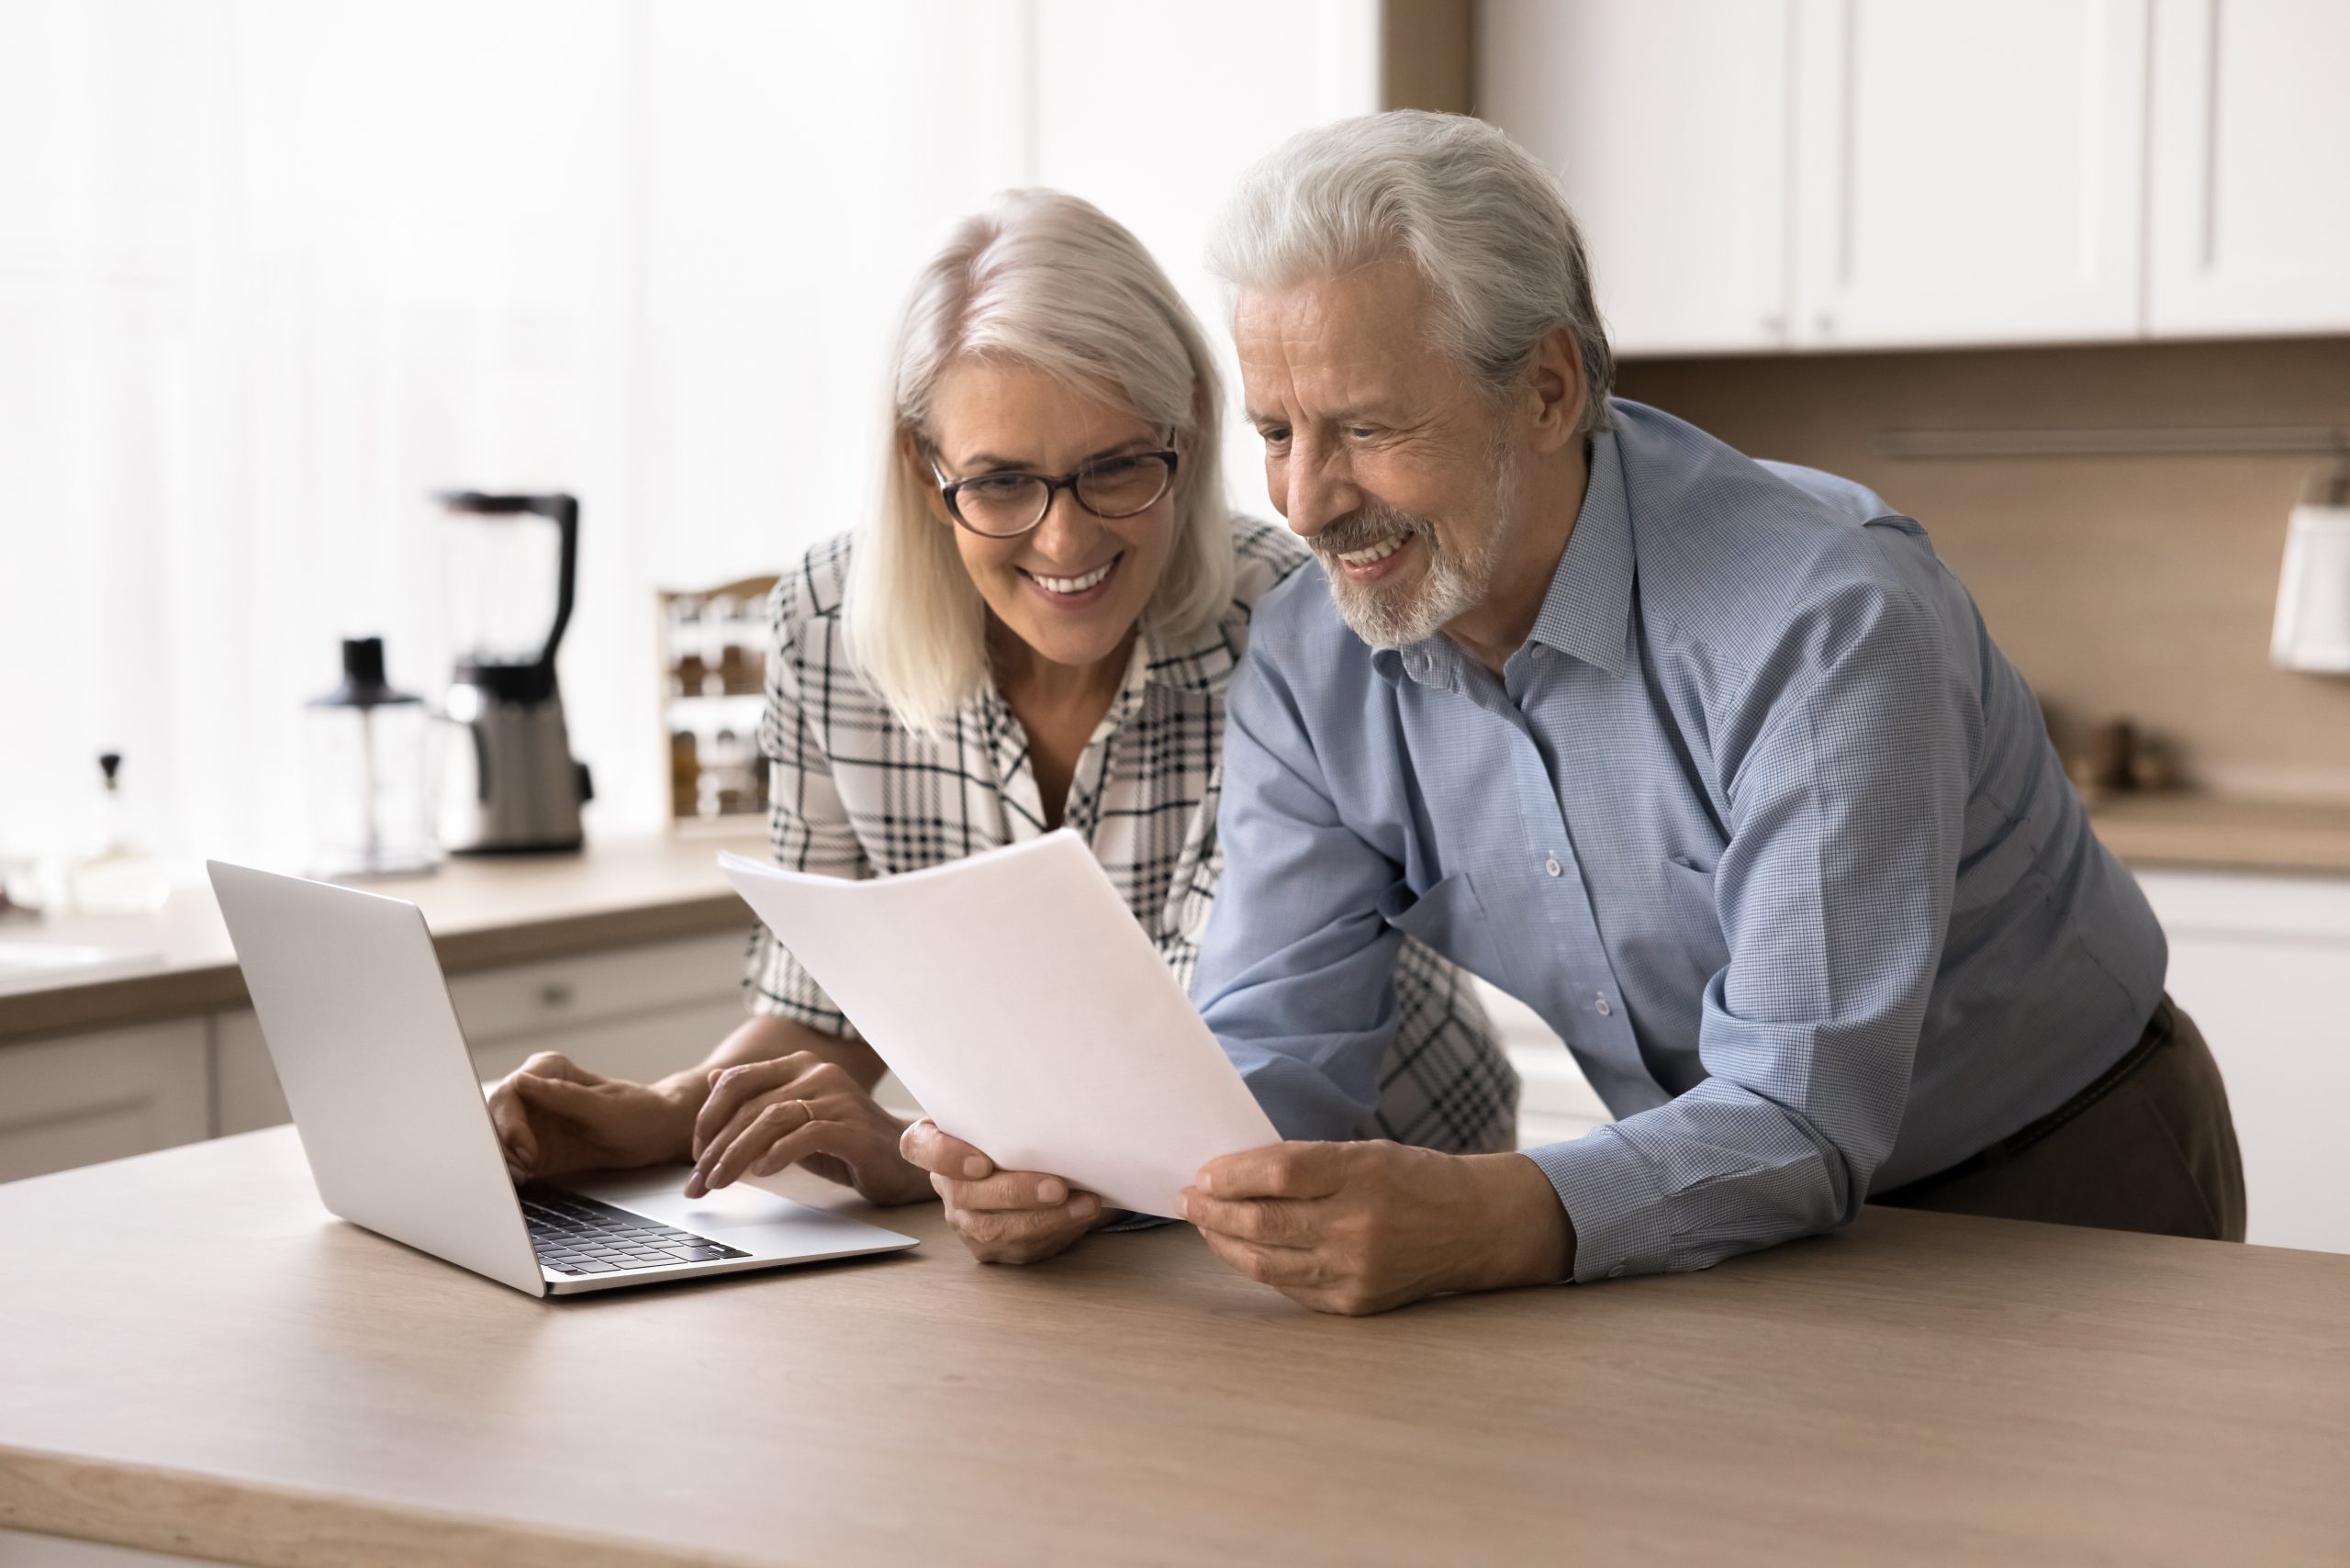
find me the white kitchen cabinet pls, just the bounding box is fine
[1477,0,1795,356]
[2146,0,2350,336]
[210,931,754,1135]
[1789,0,2148,348]
[2136,869,2350,1255]
[0,1020,209,1184]
[1486,0,2347,352]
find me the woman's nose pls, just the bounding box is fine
[1027,486,1100,563]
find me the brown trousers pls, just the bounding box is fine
[1872,996,2247,1242]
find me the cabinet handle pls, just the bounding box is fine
[539,982,576,1009]
[1813,311,1836,336]
[1760,311,1786,337]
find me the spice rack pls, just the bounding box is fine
[656,576,778,834]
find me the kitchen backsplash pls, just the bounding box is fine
[1617,338,2350,805]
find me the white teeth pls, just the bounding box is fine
[1031,558,1115,595]
[1337,533,1408,567]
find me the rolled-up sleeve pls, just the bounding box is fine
[1526,581,1973,1282]
[1190,647,1407,1142]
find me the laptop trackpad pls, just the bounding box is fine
[556,1166,917,1258]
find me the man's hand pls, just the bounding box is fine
[685,1052,931,1206]
[898,1119,1111,1264]
[485,1052,697,1179]
[1181,1141,1575,1316]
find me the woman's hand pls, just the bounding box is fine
[485,1052,697,1179]
[685,1052,932,1206]
[898,1119,1111,1263]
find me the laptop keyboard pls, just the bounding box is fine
[520,1185,749,1276]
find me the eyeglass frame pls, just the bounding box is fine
[922,437,1182,538]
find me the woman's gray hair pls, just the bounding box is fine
[845,189,1234,735]
[1206,110,1614,433]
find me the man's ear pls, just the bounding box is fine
[901,429,956,528]
[1522,326,1587,454]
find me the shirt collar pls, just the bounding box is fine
[1526,427,1635,676]
[1372,425,1636,689]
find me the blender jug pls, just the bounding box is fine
[435,491,593,853]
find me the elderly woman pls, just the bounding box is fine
[487,189,1512,1262]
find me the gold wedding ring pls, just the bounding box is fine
[791,1098,816,1124]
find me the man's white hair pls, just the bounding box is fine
[844,189,1234,735]
[1207,110,1615,433]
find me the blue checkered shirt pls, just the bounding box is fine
[1192,399,2166,1283]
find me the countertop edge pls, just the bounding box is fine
[0,1443,770,1568]
[0,892,753,1046]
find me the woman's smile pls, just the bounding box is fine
[1021,550,1125,604]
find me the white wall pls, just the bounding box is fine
[0,0,1378,874]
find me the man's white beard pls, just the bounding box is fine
[1319,452,1516,651]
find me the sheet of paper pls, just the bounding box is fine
[718,832,1279,1217]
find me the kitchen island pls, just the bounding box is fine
[2,1128,2345,1567]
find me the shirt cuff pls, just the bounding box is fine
[1521,1128,1673,1283]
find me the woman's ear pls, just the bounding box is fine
[901,428,955,528]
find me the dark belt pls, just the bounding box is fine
[1874,994,2177,1206]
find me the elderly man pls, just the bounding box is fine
[905,111,2244,1314]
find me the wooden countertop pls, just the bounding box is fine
[3,1129,2345,1567]
[5,798,2347,1048]
[0,832,768,1044]
[2087,794,2350,877]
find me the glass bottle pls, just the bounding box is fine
[68,752,173,916]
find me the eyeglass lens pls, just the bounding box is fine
[955,453,1173,535]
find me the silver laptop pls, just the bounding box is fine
[207,859,918,1297]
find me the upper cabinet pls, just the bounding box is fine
[1478,0,1794,354]
[2146,0,2350,337]
[1790,0,2147,349]
[1482,0,2350,355]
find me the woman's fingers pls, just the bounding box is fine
[691,1096,822,1195]
[691,1054,813,1159]
[485,1081,539,1170]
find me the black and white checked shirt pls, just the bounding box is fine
[744,518,1517,1155]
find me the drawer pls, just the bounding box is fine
[0,1021,210,1184]
[445,932,747,1045]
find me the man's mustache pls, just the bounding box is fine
[1312,502,1431,558]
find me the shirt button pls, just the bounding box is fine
[1544,856,1561,877]
[1594,993,1613,1017]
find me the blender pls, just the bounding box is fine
[435,491,593,854]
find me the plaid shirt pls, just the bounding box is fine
[744,518,1517,1155]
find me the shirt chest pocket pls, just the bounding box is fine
[1376,872,1512,990]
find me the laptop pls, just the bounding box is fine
[207,859,918,1297]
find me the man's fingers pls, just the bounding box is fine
[1181,1190,1323,1248]
[1195,1140,1351,1202]
[945,1196,1098,1247]
[1198,1227,1332,1290]
[946,1169,1073,1211]
[692,1055,810,1159]
[901,1118,995,1181]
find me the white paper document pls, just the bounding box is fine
[718,833,1279,1217]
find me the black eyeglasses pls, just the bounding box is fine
[925,440,1181,538]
